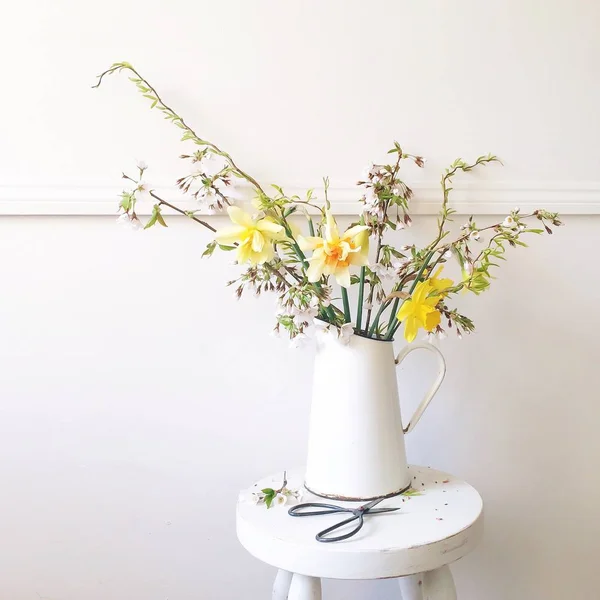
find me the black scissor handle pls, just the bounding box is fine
[316,514,365,543]
[288,502,351,517]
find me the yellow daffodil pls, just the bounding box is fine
[298,212,369,288]
[429,266,453,295]
[397,267,455,342]
[215,206,284,265]
[396,280,442,343]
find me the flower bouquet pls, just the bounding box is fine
[94,62,562,500]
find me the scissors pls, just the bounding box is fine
[288,497,400,543]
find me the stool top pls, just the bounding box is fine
[236,465,483,580]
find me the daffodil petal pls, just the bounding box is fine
[256,219,284,237]
[254,243,274,264]
[307,256,326,282]
[348,251,369,267]
[236,238,253,263]
[298,235,323,251]
[251,230,265,252]
[397,299,413,322]
[343,224,369,240]
[403,317,418,342]
[335,266,351,288]
[227,205,254,228]
[411,280,434,304]
[432,266,444,279]
[325,211,340,243]
[215,225,245,245]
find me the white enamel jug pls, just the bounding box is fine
[304,329,446,500]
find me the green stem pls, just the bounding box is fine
[94,63,267,197]
[341,287,351,324]
[385,297,401,338]
[278,218,337,324]
[368,301,388,337]
[356,267,366,331]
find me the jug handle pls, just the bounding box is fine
[395,342,446,434]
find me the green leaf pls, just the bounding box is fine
[265,494,275,509]
[144,215,157,229]
[218,244,236,251]
[202,241,217,258]
[261,488,275,495]
[156,211,167,227]
[119,192,132,212]
[402,488,422,497]
[144,204,164,229]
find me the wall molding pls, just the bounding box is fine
[0,181,599,215]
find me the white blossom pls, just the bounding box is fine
[290,333,310,349]
[338,323,355,345]
[294,305,318,324]
[135,180,152,200]
[363,188,378,207]
[503,215,518,229]
[321,288,332,307]
[136,159,148,171]
[213,177,241,199]
[189,160,204,176]
[275,493,288,506]
[201,153,229,177]
[251,492,266,505]
[391,257,409,270]
[372,263,396,280]
[116,213,142,231]
[360,164,378,181]
[289,489,303,502]
[443,250,452,259]
[426,330,447,343]
[197,186,215,202]
[469,231,481,241]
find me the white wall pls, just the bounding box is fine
[0,1,599,599]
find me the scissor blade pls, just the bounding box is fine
[367,507,401,514]
[362,497,386,510]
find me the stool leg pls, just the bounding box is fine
[288,573,322,600]
[399,565,457,600]
[273,569,293,600]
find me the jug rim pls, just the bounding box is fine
[353,329,394,343]
[314,318,395,343]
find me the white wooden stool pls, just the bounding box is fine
[236,465,483,599]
